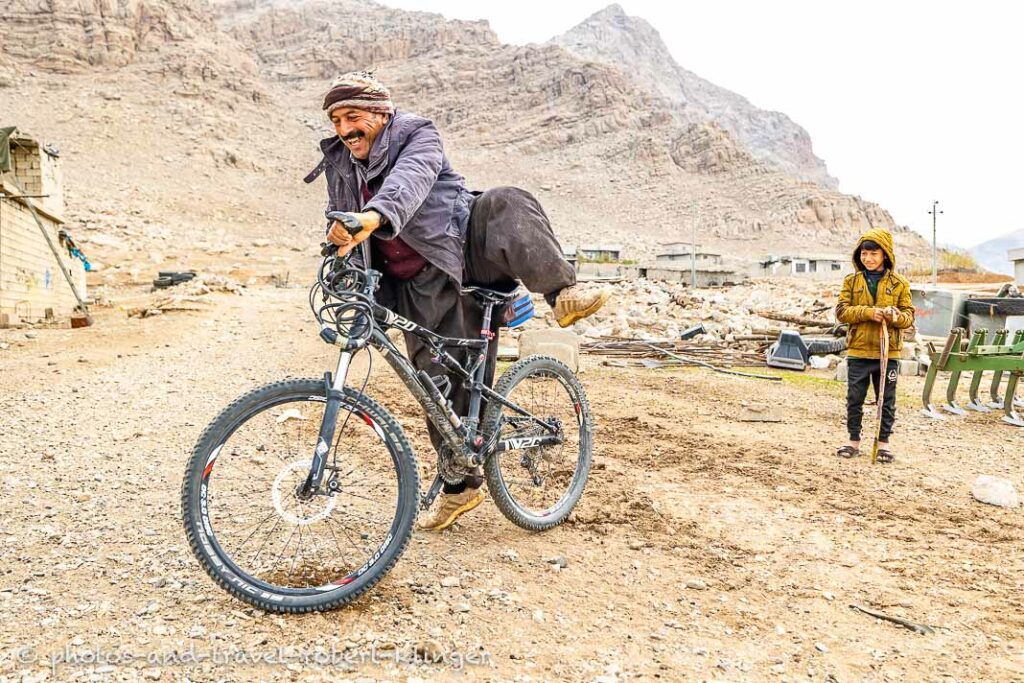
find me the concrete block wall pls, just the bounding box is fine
[8,138,64,217]
[0,136,81,322]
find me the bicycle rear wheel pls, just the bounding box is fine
[181,378,418,612]
[481,355,593,531]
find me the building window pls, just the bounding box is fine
[794,262,807,274]
[831,263,842,271]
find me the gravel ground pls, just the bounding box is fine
[1,285,1022,683]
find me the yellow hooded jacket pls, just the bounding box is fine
[835,228,915,359]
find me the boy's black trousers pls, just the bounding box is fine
[847,358,899,442]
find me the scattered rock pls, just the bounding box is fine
[440,575,461,588]
[545,555,568,568]
[971,475,1019,508]
[685,579,708,591]
[415,639,444,661]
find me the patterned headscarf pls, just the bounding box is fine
[322,71,394,116]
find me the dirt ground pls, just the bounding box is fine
[1,284,1022,683]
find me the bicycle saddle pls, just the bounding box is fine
[461,284,521,304]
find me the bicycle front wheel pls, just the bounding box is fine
[181,378,418,613]
[482,355,593,531]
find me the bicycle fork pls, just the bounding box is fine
[299,350,354,498]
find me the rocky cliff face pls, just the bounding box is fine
[551,5,838,189]
[0,0,927,265]
[0,0,206,70]
[225,0,499,80]
[0,0,260,95]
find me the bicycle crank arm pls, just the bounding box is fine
[420,473,445,510]
[494,434,563,453]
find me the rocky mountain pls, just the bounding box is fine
[970,229,1024,275]
[551,5,837,189]
[0,0,928,278]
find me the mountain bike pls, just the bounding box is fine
[181,212,594,612]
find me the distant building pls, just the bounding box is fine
[639,265,740,287]
[578,244,622,262]
[0,128,87,325]
[761,253,850,279]
[1010,248,1024,286]
[655,243,723,268]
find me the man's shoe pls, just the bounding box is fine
[552,286,610,328]
[416,486,485,532]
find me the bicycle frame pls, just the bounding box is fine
[302,263,563,503]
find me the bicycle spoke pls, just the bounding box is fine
[323,517,350,564]
[324,514,370,556]
[250,516,283,568]
[337,489,386,504]
[289,525,304,581]
[274,525,299,572]
[232,509,282,551]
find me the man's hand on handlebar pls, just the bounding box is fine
[326,210,383,257]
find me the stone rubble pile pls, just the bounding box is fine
[569,278,840,347]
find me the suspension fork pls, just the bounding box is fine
[301,350,355,496]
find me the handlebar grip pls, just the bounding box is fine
[326,211,365,236]
[320,242,338,257]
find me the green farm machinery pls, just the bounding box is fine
[921,327,1024,427]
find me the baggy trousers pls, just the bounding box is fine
[375,187,577,490]
[846,357,899,442]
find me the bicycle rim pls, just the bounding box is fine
[488,362,590,520]
[192,386,406,599]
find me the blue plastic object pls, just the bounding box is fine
[502,292,535,328]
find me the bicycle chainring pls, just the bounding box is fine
[437,445,474,486]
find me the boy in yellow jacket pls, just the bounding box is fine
[834,229,915,463]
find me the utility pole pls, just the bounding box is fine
[690,200,698,288]
[928,200,943,286]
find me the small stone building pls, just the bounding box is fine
[654,243,723,268]
[761,253,849,279]
[578,244,622,262]
[638,264,741,287]
[0,128,86,324]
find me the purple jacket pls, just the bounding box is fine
[304,111,474,284]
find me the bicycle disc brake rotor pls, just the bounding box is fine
[271,459,337,525]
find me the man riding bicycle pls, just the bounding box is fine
[304,71,609,532]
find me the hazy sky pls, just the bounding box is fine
[380,0,1023,251]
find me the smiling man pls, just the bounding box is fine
[304,71,609,532]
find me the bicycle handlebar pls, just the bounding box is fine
[320,211,365,256]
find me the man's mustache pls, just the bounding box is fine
[341,131,365,143]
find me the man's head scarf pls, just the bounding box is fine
[322,71,394,116]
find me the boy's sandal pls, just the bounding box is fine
[835,445,860,458]
[875,449,895,464]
